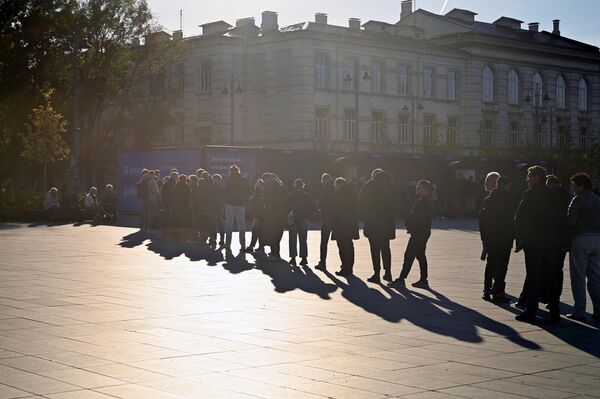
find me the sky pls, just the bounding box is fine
[146,0,600,46]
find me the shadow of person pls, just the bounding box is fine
[253,259,337,300]
[146,236,186,260]
[221,252,254,274]
[184,243,224,265]
[118,230,149,249]
[325,272,540,350]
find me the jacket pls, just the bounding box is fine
[514,183,561,248]
[317,182,335,219]
[406,196,433,236]
[358,174,397,240]
[479,188,516,249]
[331,184,359,241]
[568,190,600,237]
[225,173,250,206]
[287,189,314,222]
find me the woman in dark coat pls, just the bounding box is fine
[246,179,265,252]
[358,169,397,283]
[331,177,360,277]
[170,174,193,241]
[261,173,287,259]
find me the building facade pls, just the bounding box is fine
[129,1,600,157]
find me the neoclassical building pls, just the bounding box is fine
[131,1,600,156]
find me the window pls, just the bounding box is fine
[423,115,434,145]
[508,70,519,105]
[315,107,329,139]
[371,62,383,93]
[314,54,328,88]
[447,117,457,146]
[533,72,543,107]
[343,60,355,90]
[398,113,409,144]
[578,78,589,111]
[344,109,356,141]
[482,66,494,103]
[423,67,433,98]
[580,127,588,151]
[482,119,494,147]
[158,125,168,144]
[371,112,385,142]
[558,126,569,150]
[447,71,457,100]
[556,75,566,109]
[510,122,519,148]
[200,61,211,92]
[398,65,409,95]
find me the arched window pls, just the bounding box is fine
[556,75,566,109]
[482,66,494,103]
[533,73,543,107]
[508,69,519,105]
[579,78,589,111]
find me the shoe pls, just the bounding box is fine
[289,258,297,266]
[335,270,352,277]
[219,241,225,246]
[491,295,511,303]
[412,279,429,289]
[300,257,308,266]
[315,262,327,271]
[241,247,253,253]
[389,278,406,288]
[515,300,526,310]
[367,274,381,284]
[482,293,491,302]
[383,271,393,282]
[566,314,586,322]
[515,312,536,323]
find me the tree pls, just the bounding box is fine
[20,90,70,186]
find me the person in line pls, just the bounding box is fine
[146,170,160,233]
[188,174,201,241]
[196,171,213,243]
[208,174,226,247]
[98,184,118,222]
[316,173,334,271]
[170,174,192,241]
[246,179,265,253]
[160,170,179,236]
[514,165,562,323]
[137,169,151,230]
[359,169,397,284]
[262,173,286,259]
[287,179,314,266]
[479,175,514,302]
[566,173,600,322]
[390,179,433,289]
[84,187,98,219]
[225,165,251,251]
[331,177,359,277]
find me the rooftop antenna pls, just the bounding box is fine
[179,9,183,31]
[440,0,450,14]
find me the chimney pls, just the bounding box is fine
[553,19,560,35]
[172,30,183,41]
[401,0,413,20]
[528,22,539,32]
[349,18,361,30]
[261,11,278,31]
[236,17,255,27]
[315,13,328,25]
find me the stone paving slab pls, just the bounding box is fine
[1,220,599,399]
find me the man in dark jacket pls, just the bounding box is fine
[225,165,251,251]
[514,165,562,323]
[359,169,397,284]
[567,173,600,322]
[331,178,359,277]
[390,179,433,289]
[287,179,314,266]
[479,175,515,302]
[316,173,334,270]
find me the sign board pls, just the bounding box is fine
[118,149,201,212]
[203,149,257,183]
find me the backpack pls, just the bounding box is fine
[136,179,148,199]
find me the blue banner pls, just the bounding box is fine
[203,149,257,184]
[118,149,201,212]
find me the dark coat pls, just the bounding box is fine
[406,196,433,236]
[331,184,359,241]
[171,182,192,228]
[514,183,561,249]
[225,173,250,206]
[261,181,287,245]
[160,178,176,210]
[358,174,397,240]
[317,182,335,220]
[479,188,516,250]
[287,189,314,222]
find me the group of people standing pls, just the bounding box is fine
[479,166,600,323]
[138,166,434,289]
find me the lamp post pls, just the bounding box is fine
[343,65,370,152]
[403,99,424,154]
[222,73,243,146]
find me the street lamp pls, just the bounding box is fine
[222,73,243,146]
[402,100,424,154]
[344,65,370,152]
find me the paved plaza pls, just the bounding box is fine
[1,220,599,399]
